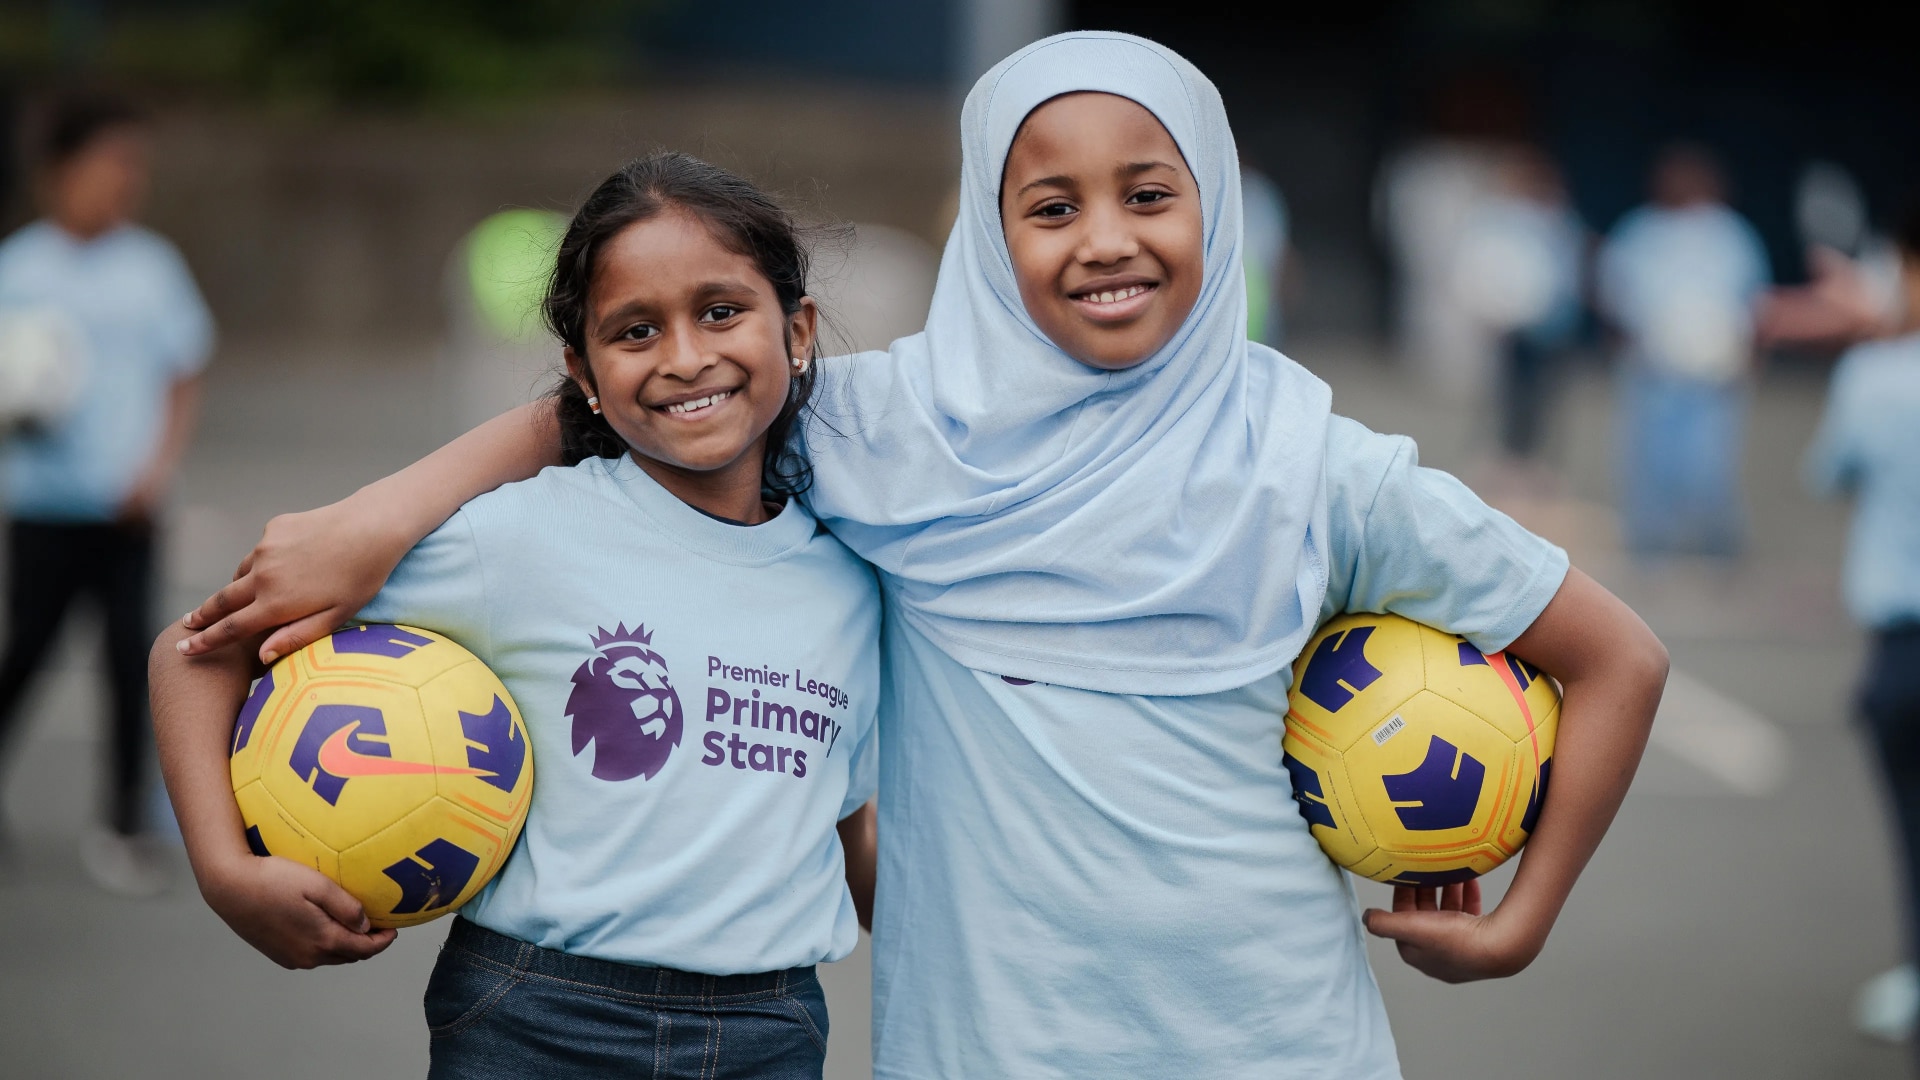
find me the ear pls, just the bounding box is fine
[786,297,819,362]
[563,346,595,398]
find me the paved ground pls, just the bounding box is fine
[0,339,1907,1077]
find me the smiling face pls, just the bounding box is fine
[999,92,1205,370]
[565,207,815,522]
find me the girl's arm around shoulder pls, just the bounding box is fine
[150,621,397,968]
[176,401,561,664]
[1361,568,1667,982]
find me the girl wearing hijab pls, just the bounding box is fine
[173,33,1666,1078]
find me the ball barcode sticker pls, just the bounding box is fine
[1371,714,1406,746]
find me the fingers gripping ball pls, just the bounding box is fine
[1283,613,1559,886]
[229,625,533,928]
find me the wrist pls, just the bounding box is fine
[189,840,259,904]
[345,478,437,555]
[1483,893,1553,969]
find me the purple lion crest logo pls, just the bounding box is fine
[566,623,684,782]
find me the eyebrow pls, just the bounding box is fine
[590,279,760,336]
[1013,160,1179,198]
[1015,174,1074,198]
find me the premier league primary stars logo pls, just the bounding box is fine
[566,624,684,781]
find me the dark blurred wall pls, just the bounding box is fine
[644,0,958,83]
[1072,0,1920,334]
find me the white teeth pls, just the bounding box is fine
[665,391,732,415]
[1081,285,1148,305]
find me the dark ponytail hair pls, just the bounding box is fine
[545,151,817,497]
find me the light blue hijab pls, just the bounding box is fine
[804,31,1333,697]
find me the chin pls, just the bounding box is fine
[1061,334,1159,371]
[1074,353,1153,372]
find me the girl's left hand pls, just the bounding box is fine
[1361,881,1541,983]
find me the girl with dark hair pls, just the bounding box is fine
[175,34,1666,1079]
[150,152,881,1079]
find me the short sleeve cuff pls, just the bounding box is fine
[1465,542,1570,656]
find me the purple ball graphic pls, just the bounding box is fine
[565,624,684,782]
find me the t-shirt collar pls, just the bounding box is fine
[599,452,817,565]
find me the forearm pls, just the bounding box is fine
[1498,569,1666,960]
[150,621,266,889]
[349,401,562,546]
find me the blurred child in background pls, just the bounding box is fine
[1805,201,1920,1054]
[0,95,211,894]
[1598,144,1770,558]
[1449,146,1585,489]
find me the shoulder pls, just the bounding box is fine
[1834,336,1920,393]
[458,456,629,529]
[100,225,188,267]
[798,518,880,590]
[1605,206,1657,242]
[0,221,57,271]
[1324,414,1413,508]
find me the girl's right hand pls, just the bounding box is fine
[179,496,410,664]
[202,853,397,969]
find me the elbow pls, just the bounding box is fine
[149,622,189,686]
[1632,623,1671,721]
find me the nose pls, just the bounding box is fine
[1075,203,1140,267]
[657,318,721,381]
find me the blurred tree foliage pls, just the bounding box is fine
[0,0,646,104]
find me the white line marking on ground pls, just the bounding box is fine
[1648,667,1789,797]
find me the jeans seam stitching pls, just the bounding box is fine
[428,964,521,1040]
[779,987,829,1055]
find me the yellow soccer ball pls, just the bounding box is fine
[1283,612,1558,887]
[228,625,533,927]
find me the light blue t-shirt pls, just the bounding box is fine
[1806,332,1920,629]
[1597,203,1770,381]
[0,221,214,520]
[869,415,1569,1080]
[358,454,882,974]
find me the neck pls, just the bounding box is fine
[51,214,117,242]
[629,447,772,525]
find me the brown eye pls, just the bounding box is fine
[1035,201,1076,219]
[702,305,742,323]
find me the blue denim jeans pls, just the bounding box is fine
[425,918,829,1079]
[1615,366,1747,557]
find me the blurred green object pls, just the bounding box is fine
[466,209,568,344]
[1245,256,1271,344]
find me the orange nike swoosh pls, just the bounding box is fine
[1486,650,1543,768]
[317,721,487,779]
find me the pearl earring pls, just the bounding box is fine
[587,395,601,415]
[791,355,811,376]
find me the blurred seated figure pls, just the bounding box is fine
[1240,166,1291,348]
[1598,144,1771,558]
[0,95,212,894]
[438,209,569,440]
[1449,147,1585,487]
